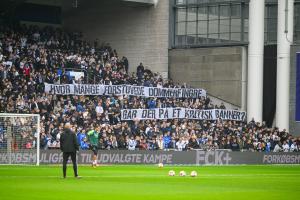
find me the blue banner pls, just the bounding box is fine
[296,53,300,121]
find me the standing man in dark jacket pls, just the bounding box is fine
[122,56,129,74]
[60,123,80,178]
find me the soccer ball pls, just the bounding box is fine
[158,163,164,168]
[179,170,186,177]
[190,171,197,177]
[168,170,175,176]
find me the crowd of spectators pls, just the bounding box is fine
[0,24,299,152]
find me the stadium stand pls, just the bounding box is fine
[0,24,299,152]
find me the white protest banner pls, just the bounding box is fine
[44,83,206,98]
[121,108,246,121]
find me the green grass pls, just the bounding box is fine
[0,165,299,200]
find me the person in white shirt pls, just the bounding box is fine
[176,137,187,151]
[282,141,290,152]
[20,36,27,48]
[145,124,152,136]
[95,102,104,114]
[128,136,137,150]
[290,141,299,152]
[273,142,282,152]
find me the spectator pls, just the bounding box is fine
[122,56,129,74]
[77,129,89,150]
[95,101,104,114]
[290,141,299,152]
[127,136,137,150]
[0,24,299,153]
[176,137,187,151]
[163,132,172,149]
[231,138,240,151]
[188,137,199,150]
[282,141,290,152]
[273,142,282,152]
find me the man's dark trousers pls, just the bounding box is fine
[60,127,79,178]
[63,152,78,178]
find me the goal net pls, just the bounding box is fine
[0,113,40,165]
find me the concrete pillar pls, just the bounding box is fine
[241,46,247,111]
[247,0,265,122]
[276,0,294,132]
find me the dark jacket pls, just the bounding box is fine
[60,128,79,153]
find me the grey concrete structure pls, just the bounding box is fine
[25,0,62,6]
[122,0,157,5]
[169,46,243,107]
[289,45,300,136]
[62,0,169,76]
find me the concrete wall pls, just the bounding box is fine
[169,46,243,107]
[25,0,62,6]
[289,45,300,136]
[62,0,169,76]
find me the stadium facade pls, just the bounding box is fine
[1,0,300,135]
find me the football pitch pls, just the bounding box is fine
[0,165,299,200]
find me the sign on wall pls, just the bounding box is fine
[0,150,299,165]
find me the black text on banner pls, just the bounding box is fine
[44,83,206,98]
[121,108,246,121]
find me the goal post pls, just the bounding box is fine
[0,113,40,166]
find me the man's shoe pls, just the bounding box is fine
[75,176,81,179]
